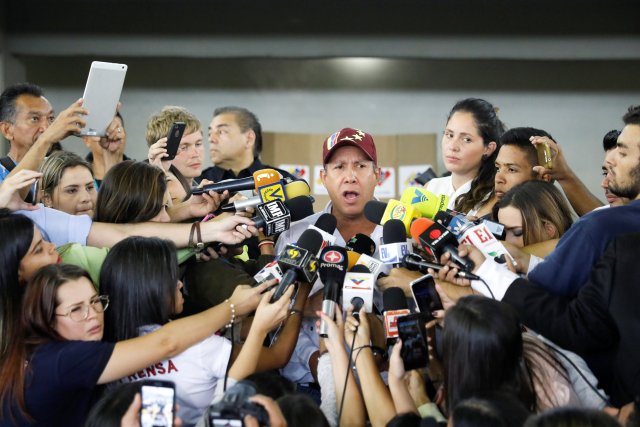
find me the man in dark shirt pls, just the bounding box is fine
[198,106,298,184]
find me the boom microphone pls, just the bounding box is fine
[318,246,349,337]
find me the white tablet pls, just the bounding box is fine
[79,61,127,137]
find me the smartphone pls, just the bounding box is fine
[164,122,187,161]
[410,274,443,319]
[536,142,553,169]
[140,380,176,427]
[397,313,429,371]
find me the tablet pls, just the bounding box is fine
[79,61,127,137]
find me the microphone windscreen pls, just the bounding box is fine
[383,219,407,243]
[284,180,311,198]
[383,287,408,311]
[364,200,387,224]
[252,169,280,186]
[318,246,349,283]
[297,229,324,253]
[433,210,454,226]
[410,217,434,242]
[349,264,371,273]
[314,213,337,234]
[346,251,361,270]
[285,196,314,222]
[346,233,376,256]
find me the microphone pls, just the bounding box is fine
[285,196,315,222]
[345,233,376,257]
[410,218,474,272]
[190,176,257,195]
[346,251,362,270]
[251,200,291,237]
[383,287,410,341]
[253,168,286,204]
[379,219,413,268]
[253,260,284,286]
[342,264,374,317]
[220,180,310,212]
[364,199,419,235]
[307,213,337,253]
[403,252,480,281]
[399,187,449,219]
[318,246,349,337]
[270,229,323,302]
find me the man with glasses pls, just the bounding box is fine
[275,127,385,402]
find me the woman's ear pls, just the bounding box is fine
[542,220,558,239]
[484,141,497,157]
[41,192,52,208]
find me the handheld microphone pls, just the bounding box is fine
[190,176,257,195]
[285,196,314,222]
[403,253,480,281]
[251,200,291,236]
[253,260,284,286]
[220,180,310,212]
[342,264,374,317]
[318,246,349,337]
[345,233,376,257]
[379,219,413,267]
[410,218,474,272]
[253,168,285,204]
[270,228,323,302]
[308,213,337,253]
[383,287,410,341]
[364,199,419,236]
[399,187,449,219]
[346,251,362,270]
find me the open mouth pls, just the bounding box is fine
[342,190,360,202]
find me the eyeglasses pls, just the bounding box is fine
[324,161,375,177]
[56,295,109,322]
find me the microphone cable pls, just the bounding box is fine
[337,312,360,425]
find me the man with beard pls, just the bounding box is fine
[599,129,630,208]
[501,105,640,298]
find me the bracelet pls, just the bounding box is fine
[189,221,204,251]
[258,239,275,249]
[224,299,236,329]
[289,309,303,317]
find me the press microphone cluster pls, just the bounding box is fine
[220,180,311,212]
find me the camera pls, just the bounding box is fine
[205,381,270,427]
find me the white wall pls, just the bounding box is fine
[46,86,639,203]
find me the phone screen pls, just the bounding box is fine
[411,275,443,317]
[140,382,175,427]
[164,122,186,161]
[397,314,428,371]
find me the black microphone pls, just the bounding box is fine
[410,218,474,272]
[270,229,323,302]
[318,246,349,337]
[190,176,257,195]
[308,213,337,252]
[251,200,291,236]
[346,233,376,257]
[403,253,480,281]
[383,287,410,341]
[286,196,315,222]
[379,219,412,268]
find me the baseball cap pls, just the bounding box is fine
[322,127,377,165]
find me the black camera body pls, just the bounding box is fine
[206,381,270,427]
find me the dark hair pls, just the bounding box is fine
[447,98,507,213]
[500,127,554,169]
[101,237,178,342]
[85,382,141,427]
[114,111,125,129]
[492,180,574,246]
[386,412,422,427]
[452,391,531,427]
[244,372,296,400]
[523,407,621,427]
[214,106,263,158]
[168,164,192,201]
[603,130,620,152]
[94,161,167,223]
[276,394,330,427]
[0,209,35,420]
[623,105,640,126]
[0,82,45,123]
[443,295,534,412]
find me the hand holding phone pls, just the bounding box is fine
[164,122,187,161]
[140,380,176,427]
[397,313,429,371]
[536,141,553,169]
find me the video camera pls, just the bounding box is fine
[204,381,270,427]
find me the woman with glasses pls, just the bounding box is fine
[0,262,292,426]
